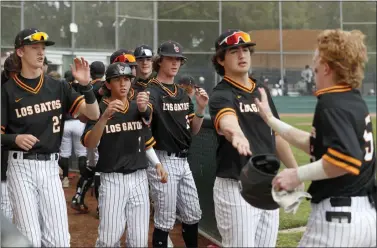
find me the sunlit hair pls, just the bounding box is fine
[316,29,368,89]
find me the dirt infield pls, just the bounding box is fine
[65,173,213,247]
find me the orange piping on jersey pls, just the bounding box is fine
[82,130,92,147]
[223,76,255,93]
[146,140,156,149]
[214,108,237,133]
[315,84,352,97]
[71,98,85,117]
[13,73,44,94]
[136,80,148,88]
[323,154,359,175]
[188,113,195,119]
[120,100,129,114]
[147,103,153,113]
[150,78,178,97]
[128,88,135,100]
[69,95,85,116]
[145,137,155,146]
[327,148,362,167]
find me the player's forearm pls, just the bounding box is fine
[1,134,17,146]
[296,158,348,182]
[80,102,100,120]
[145,147,162,167]
[85,117,107,148]
[276,135,298,168]
[190,108,205,135]
[266,116,311,154]
[219,116,245,144]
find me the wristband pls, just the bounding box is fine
[297,159,329,182]
[195,112,204,118]
[79,84,96,104]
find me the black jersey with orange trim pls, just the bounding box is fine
[209,76,280,180]
[128,75,155,101]
[308,85,376,203]
[146,78,195,153]
[81,98,154,173]
[1,73,84,153]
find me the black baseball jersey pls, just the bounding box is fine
[81,98,155,174]
[209,76,280,180]
[1,73,84,153]
[1,149,8,181]
[308,85,376,203]
[128,74,155,101]
[147,78,195,153]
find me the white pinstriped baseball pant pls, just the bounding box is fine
[213,177,279,247]
[7,151,70,247]
[299,196,376,247]
[147,150,202,232]
[1,181,13,221]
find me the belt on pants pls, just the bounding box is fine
[166,150,188,158]
[12,151,59,161]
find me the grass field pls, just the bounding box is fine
[275,115,376,247]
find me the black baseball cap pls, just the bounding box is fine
[134,45,154,59]
[90,61,105,78]
[215,29,255,53]
[106,62,135,81]
[157,41,187,60]
[109,49,138,66]
[178,75,197,87]
[64,70,75,82]
[14,28,55,49]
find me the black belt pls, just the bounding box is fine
[167,151,188,158]
[13,152,59,161]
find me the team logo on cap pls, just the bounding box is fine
[173,44,180,53]
[117,64,126,74]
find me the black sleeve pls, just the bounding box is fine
[146,86,158,114]
[0,88,17,145]
[62,81,85,118]
[144,127,156,150]
[209,90,237,133]
[320,108,363,175]
[188,97,195,122]
[80,119,97,147]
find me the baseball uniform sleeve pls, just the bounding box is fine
[320,108,363,175]
[1,89,8,134]
[209,90,237,133]
[80,119,97,147]
[62,81,85,118]
[144,127,156,149]
[187,97,195,122]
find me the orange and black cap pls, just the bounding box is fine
[14,28,55,49]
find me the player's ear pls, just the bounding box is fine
[323,62,331,76]
[16,48,24,58]
[216,56,225,67]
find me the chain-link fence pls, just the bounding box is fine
[1,1,376,95]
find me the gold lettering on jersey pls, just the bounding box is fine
[105,121,143,133]
[239,102,259,113]
[163,102,189,112]
[15,100,62,118]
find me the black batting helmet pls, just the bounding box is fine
[239,154,280,210]
[105,62,135,82]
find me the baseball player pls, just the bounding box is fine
[208,29,298,247]
[256,29,376,247]
[81,62,167,247]
[141,41,209,248]
[70,61,106,213]
[1,28,100,247]
[132,44,156,97]
[59,70,88,189]
[1,55,19,222]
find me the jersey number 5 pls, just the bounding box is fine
[363,115,374,161]
[53,114,62,133]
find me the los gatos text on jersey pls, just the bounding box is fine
[162,102,189,112]
[105,121,143,133]
[239,102,259,113]
[15,100,62,118]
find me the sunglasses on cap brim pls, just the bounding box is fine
[24,32,49,42]
[219,31,253,47]
[114,54,137,64]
